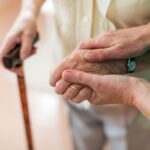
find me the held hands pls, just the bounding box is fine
[50,24,150,119]
[50,50,127,103]
[50,49,150,118]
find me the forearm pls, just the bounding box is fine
[20,0,45,18]
[133,78,150,119]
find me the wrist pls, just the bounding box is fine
[132,78,150,118]
[20,1,44,18]
[20,7,39,20]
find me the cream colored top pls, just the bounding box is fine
[51,0,150,113]
[52,0,150,56]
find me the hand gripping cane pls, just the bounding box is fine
[2,33,39,150]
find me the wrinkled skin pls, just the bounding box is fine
[50,50,127,103]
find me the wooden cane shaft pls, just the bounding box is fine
[17,72,34,150]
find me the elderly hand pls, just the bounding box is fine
[0,11,37,75]
[50,50,127,103]
[77,24,150,62]
[62,69,150,119]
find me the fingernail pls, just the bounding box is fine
[55,82,63,95]
[49,77,55,86]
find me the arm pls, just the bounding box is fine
[62,69,150,119]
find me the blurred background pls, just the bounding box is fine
[0,0,73,150]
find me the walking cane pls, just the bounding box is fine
[2,33,39,150]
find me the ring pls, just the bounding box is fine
[70,85,80,90]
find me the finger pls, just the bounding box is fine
[8,47,36,75]
[84,47,117,62]
[50,58,67,86]
[0,36,20,61]
[20,32,34,60]
[55,79,71,95]
[62,84,83,100]
[62,69,96,88]
[75,38,102,50]
[71,87,93,103]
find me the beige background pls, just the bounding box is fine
[0,0,73,150]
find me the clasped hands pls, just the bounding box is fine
[50,27,150,119]
[50,35,128,105]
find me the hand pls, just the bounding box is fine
[50,50,127,102]
[77,25,150,62]
[0,11,37,74]
[62,69,150,119]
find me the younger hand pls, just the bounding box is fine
[62,69,134,105]
[77,25,150,62]
[63,69,150,119]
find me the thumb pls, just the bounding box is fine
[62,69,96,88]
